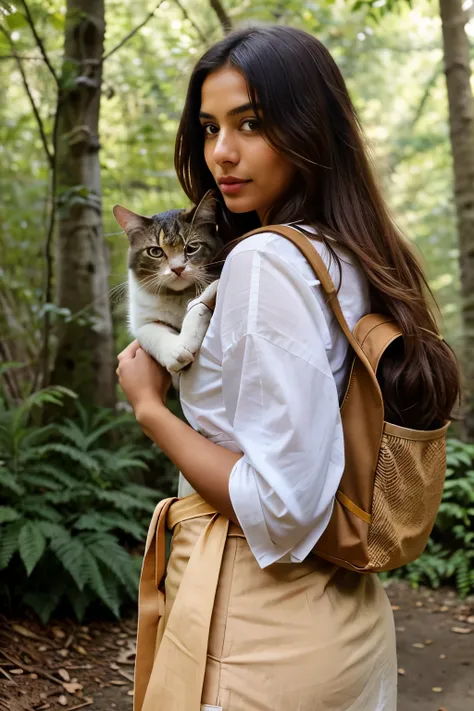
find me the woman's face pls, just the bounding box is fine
[199,66,296,224]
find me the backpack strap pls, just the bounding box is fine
[238,224,399,376]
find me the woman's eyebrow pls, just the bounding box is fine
[199,102,260,119]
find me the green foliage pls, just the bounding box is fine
[0,386,169,623]
[384,438,474,597]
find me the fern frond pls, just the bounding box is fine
[22,499,62,522]
[82,532,138,592]
[0,469,25,495]
[21,424,57,450]
[73,512,109,533]
[28,463,78,488]
[27,443,99,472]
[50,534,87,590]
[73,512,145,539]
[21,474,62,491]
[0,521,22,569]
[83,549,120,618]
[95,489,155,512]
[23,586,65,625]
[35,521,70,540]
[0,507,20,523]
[66,584,94,622]
[54,421,88,451]
[84,415,136,448]
[18,521,46,576]
[123,482,163,500]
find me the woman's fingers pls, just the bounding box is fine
[117,339,141,362]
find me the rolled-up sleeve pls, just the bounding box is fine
[219,238,345,568]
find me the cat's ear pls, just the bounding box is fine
[113,205,152,241]
[184,189,217,227]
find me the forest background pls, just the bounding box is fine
[1,0,474,623]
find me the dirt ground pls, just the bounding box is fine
[1,581,473,711]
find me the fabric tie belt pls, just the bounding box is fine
[134,494,242,711]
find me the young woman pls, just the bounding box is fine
[117,25,459,711]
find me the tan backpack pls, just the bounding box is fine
[238,224,449,573]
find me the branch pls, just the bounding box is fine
[209,0,232,35]
[172,0,207,44]
[388,63,444,174]
[0,25,53,168]
[20,0,60,88]
[0,54,47,60]
[409,62,443,131]
[102,0,166,63]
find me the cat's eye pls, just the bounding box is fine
[147,246,164,258]
[186,242,200,255]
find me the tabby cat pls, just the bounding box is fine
[113,191,223,382]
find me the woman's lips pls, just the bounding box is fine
[220,180,251,195]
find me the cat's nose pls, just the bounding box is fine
[172,266,185,276]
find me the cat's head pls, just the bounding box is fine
[113,191,222,294]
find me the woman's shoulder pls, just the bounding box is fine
[224,224,366,293]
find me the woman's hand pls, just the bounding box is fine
[116,340,172,415]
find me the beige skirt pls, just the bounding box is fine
[134,495,397,711]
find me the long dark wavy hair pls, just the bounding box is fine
[175,24,460,429]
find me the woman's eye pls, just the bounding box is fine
[186,242,200,255]
[204,124,218,135]
[147,246,164,258]
[241,119,260,132]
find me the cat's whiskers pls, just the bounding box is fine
[138,274,166,294]
[192,273,213,297]
[108,282,128,305]
[202,258,226,269]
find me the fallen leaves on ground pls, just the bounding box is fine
[0,614,137,710]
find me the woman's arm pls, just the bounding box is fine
[136,395,242,526]
[214,237,344,568]
[116,343,241,526]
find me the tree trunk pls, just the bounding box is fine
[439,0,474,440]
[51,0,115,409]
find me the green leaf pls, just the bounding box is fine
[23,579,66,624]
[35,521,70,541]
[21,474,62,491]
[30,463,78,488]
[0,362,24,377]
[5,12,29,30]
[0,507,20,523]
[0,469,25,495]
[55,421,87,451]
[66,584,93,622]
[0,521,23,569]
[31,443,99,472]
[83,550,120,618]
[50,534,87,590]
[47,12,65,31]
[22,500,62,522]
[19,521,46,576]
[95,489,155,512]
[73,512,108,532]
[84,414,135,447]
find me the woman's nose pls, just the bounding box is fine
[213,130,239,166]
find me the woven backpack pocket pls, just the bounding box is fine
[367,422,448,571]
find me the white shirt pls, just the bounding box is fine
[178,226,370,569]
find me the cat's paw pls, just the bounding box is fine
[186,279,219,313]
[162,342,195,373]
[180,303,213,354]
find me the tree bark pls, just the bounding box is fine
[51,0,115,408]
[439,0,474,440]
